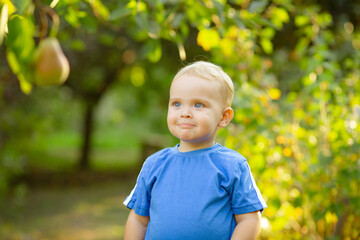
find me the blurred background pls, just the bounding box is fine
[0,0,359,239]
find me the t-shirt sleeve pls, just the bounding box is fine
[123,160,153,216]
[231,161,267,215]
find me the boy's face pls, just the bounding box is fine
[167,74,228,152]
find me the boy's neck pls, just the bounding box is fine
[178,140,216,152]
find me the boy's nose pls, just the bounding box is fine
[180,107,192,118]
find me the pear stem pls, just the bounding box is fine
[36,0,48,39]
[35,0,60,39]
[42,5,60,38]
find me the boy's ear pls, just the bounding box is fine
[218,107,234,128]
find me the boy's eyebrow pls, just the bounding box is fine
[191,97,211,103]
[169,97,212,103]
[169,97,180,102]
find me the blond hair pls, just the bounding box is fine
[173,61,234,107]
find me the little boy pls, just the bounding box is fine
[123,61,267,240]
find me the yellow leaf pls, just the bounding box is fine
[220,38,233,57]
[271,216,288,231]
[1,0,15,14]
[197,28,220,51]
[293,207,304,221]
[269,88,281,100]
[271,7,289,27]
[88,0,110,19]
[283,147,292,157]
[295,15,309,27]
[325,212,338,224]
[317,219,325,235]
[264,205,277,217]
[276,135,286,144]
[130,66,145,87]
[225,26,239,39]
[351,95,360,106]
[260,38,273,54]
[225,135,236,149]
[259,94,269,107]
[289,189,300,199]
[18,73,32,94]
[295,126,306,138]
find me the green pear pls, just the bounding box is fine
[34,37,70,86]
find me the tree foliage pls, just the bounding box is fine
[1,0,359,239]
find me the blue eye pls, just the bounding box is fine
[194,103,203,108]
[174,102,181,107]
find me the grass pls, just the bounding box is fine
[0,125,171,239]
[0,179,136,240]
[26,127,143,172]
[26,147,139,172]
[0,127,147,240]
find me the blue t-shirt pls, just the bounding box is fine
[123,143,267,240]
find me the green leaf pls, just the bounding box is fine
[212,0,225,22]
[98,33,115,46]
[130,66,145,87]
[64,6,85,28]
[12,0,31,15]
[142,40,162,63]
[6,50,20,74]
[70,39,86,51]
[248,0,268,14]
[180,22,189,37]
[148,20,161,39]
[78,14,98,33]
[7,50,33,94]
[6,15,35,63]
[18,72,32,94]
[172,13,184,28]
[135,13,148,29]
[271,7,289,29]
[5,15,35,93]
[261,27,275,38]
[295,15,310,27]
[88,0,109,20]
[109,7,131,21]
[318,70,333,82]
[295,37,310,58]
[160,0,179,4]
[316,13,332,28]
[260,38,273,54]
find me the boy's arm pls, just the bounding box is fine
[124,209,150,240]
[231,211,261,240]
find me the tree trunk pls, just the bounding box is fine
[75,70,118,171]
[79,101,95,170]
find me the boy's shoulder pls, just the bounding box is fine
[147,146,173,160]
[142,146,173,166]
[215,145,247,164]
[139,147,174,175]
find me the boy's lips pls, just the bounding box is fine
[178,123,195,128]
